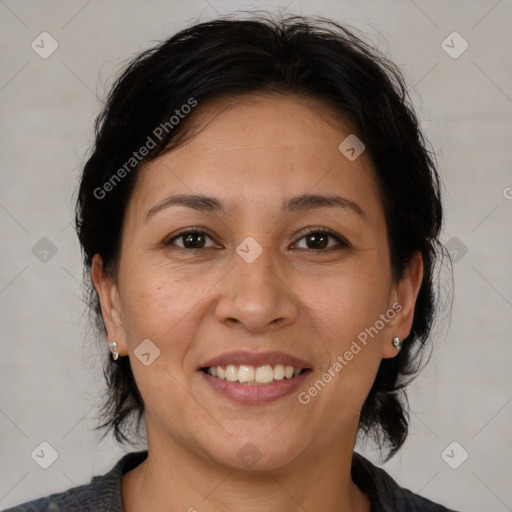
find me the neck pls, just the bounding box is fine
[122,429,370,512]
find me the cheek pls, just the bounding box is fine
[120,268,203,416]
[295,261,391,342]
[119,259,199,332]
[118,259,227,373]
[293,263,390,400]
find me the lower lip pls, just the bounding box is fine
[200,370,311,404]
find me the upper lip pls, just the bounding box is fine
[200,350,312,370]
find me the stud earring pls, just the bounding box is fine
[392,337,403,352]
[108,341,119,361]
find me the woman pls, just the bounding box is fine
[7,14,459,512]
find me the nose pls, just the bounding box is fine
[214,245,300,334]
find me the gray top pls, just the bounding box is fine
[3,451,459,511]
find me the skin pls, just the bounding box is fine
[92,93,423,512]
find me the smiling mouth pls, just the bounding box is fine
[201,364,309,385]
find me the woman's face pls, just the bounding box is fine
[93,94,420,470]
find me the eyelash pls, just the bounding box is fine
[164,227,350,251]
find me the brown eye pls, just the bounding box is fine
[305,232,329,249]
[294,229,348,250]
[182,232,206,249]
[166,230,218,249]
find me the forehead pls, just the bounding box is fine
[128,93,382,220]
[166,93,357,158]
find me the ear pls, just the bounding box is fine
[91,254,128,356]
[382,251,424,359]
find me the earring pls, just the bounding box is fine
[392,337,403,352]
[108,341,119,361]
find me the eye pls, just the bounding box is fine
[165,227,348,251]
[165,229,220,250]
[293,228,349,250]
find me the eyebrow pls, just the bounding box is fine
[145,194,225,222]
[144,192,365,222]
[284,193,365,217]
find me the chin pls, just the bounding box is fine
[202,430,309,472]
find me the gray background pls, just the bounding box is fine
[1,1,511,511]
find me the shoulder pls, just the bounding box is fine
[2,451,148,512]
[352,452,461,512]
[1,483,91,512]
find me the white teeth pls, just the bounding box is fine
[206,364,304,384]
[274,364,285,380]
[255,364,274,383]
[238,365,254,383]
[225,364,238,382]
[284,365,294,379]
